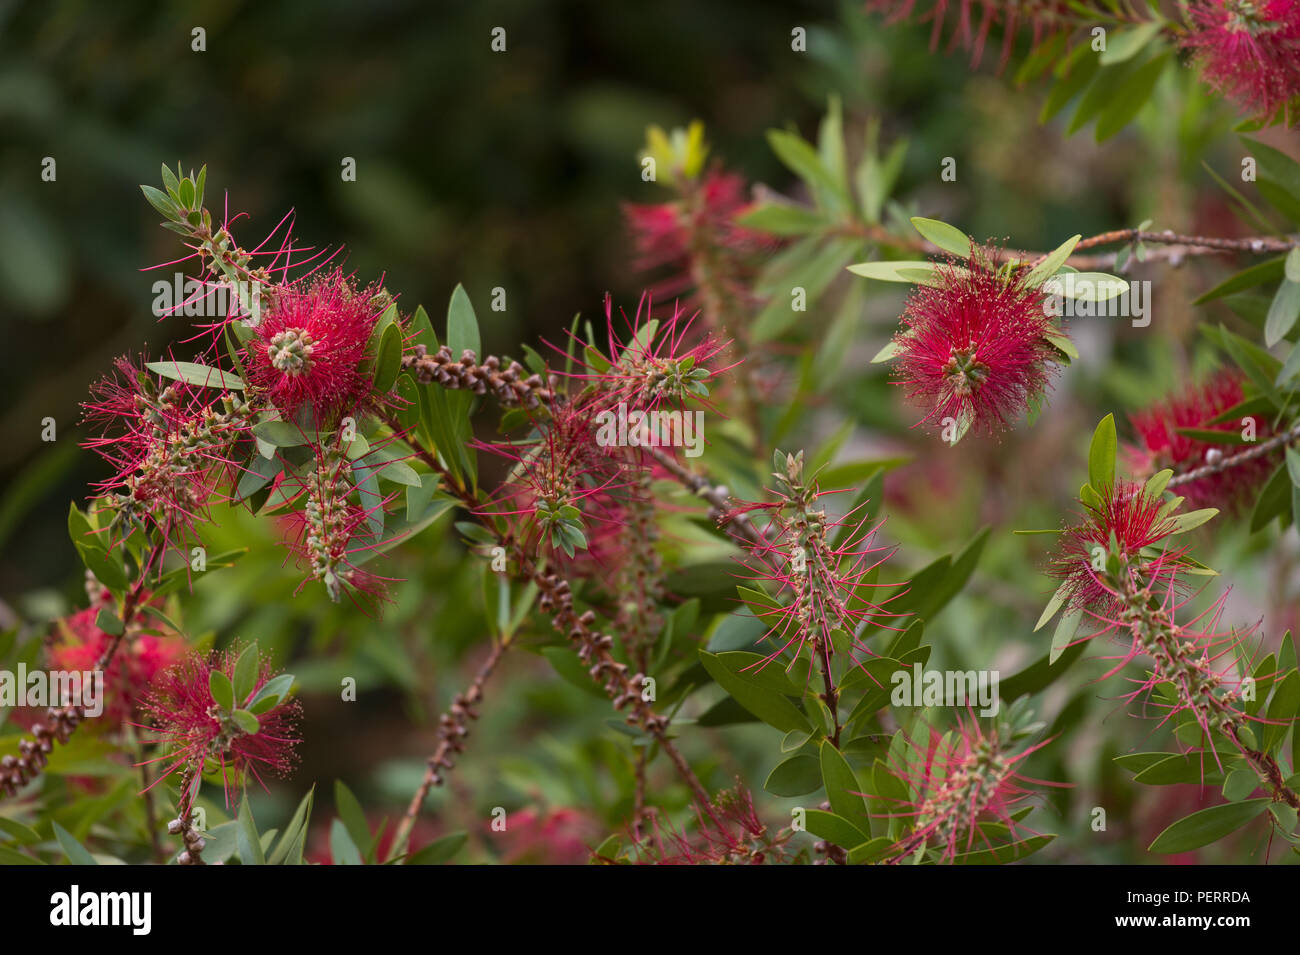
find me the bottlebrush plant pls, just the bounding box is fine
[867,0,1300,136]
[4,70,1300,869]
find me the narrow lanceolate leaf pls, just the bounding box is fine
[1087,414,1117,491]
[1034,582,1070,633]
[1287,247,1300,283]
[1023,235,1081,288]
[146,361,245,390]
[1044,330,1078,360]
[1165,508,1218,534]
[846,260,937,283]
[1143,468,1173,499]
[871,339,902,363]
[1265,279,1300,347]
[909,217,970,258]
[1049,609,1082,665]
[1147,799,1269,854]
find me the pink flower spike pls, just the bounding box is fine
[891,246,1064,438]
[138,647,301,808]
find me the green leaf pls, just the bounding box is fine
[846,260,938,283]
[1034,582,1070,633]
[802,809,868,849]
[1095,51,1172,142]
[446,284,481,357]
[232,644,261,705]
[140,184,179,220]
[371,322,403,394]
[763,753,822,797]
[909,217,970,258]
[1098,21,1163,65]
[953,833,1055,865]
[699,650,811,734]
[330,818,364,865]
[1251,464,1290,532]
[406,831,468,864]
[334,780,373,858]
[1040,44,1101,123]
[766,129,844,205]
[1087,413,1117,490]
[1172,427,1254,446]
[94,608,123,636]
[237,797,265,865]
[871,339,902,363]
[1049,272,1127,301]
[736,202,829,236]
[1263,669,1300,753]
[1147,799,1269,854]
[712,651,805,696]
[0,817,41,845]
[1222,767,1259,802]
[209,670,234,710]
[842,836,895,865]
[231,709,260,735]
[1044,330,1079,360]
[247,673,295,715]
[235,449,280,502]
[1049,609,1083,665]
[145,360,244,390]
[52,822,98,865]
[1265,279,1300,347]
[266,785,315,865]
[252,418,315,448]
[1288,248,1300,283]
[1243,137,1300,223]
[1193,256,1287,305]
[819,741,872,837]
[1166,508,1218,534]
[1023,235,1081,288]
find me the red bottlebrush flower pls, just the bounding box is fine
[278,437,396,610]
[245,269,390,423]
[623,169,772,329]
[867,0,1073,71]
[1183,0,1300,123]
[1126,373,1277,512]
[559,293,735,415]
[477,401,630,558]
[47,596,185,727]
[81,355,251,557]
[873,715,1059,863]
[1049,478,1184,616]
[498,807,602,865]
[730,450,905,680]
[891,250,1063,437]
[139,648,301,806]
[630,786,789,865]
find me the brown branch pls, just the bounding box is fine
[390,636,512,862]
[532,568,727,831]
[1165,422,1300,490]
[1074,229,1297,256]
[168,763,207,865]
[836,221,1297,272]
